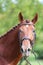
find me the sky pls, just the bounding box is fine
[12,0,18,4]
[38,0,43,4]
[12,0,43,4]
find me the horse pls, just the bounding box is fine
[0,12,38,65]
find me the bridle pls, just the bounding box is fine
[18,22,36,47]
[19,33,33,46]
[18,22,40,65]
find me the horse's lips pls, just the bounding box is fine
[22,51,31,57]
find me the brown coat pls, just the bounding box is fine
[0,24,22,65]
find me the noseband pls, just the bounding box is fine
[18,22,36,47]
[19,32,33,46]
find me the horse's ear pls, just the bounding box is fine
[18,12,24,23]
[32,13,38,24]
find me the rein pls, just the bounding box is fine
[24,56,31,65]
[22,50,41,65]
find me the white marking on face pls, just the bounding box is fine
[26,25,29,28]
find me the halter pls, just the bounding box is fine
[18,22,36,47]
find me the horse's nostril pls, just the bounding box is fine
[21,48,23,52]
[28,49,30,51]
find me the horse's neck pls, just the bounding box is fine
[0,25,22,63]
[0,54,22,65]
[10,53,22,65]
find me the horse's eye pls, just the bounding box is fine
[33,30,35,32]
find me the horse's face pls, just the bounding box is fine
[18,12,38,56]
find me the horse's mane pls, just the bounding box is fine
[0,23,20,39]
[0,23,21,63]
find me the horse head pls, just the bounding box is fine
[18,12,38,57]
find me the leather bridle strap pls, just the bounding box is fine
[18,30,33,46]
[20,23,35,27]
[21,37,33,46]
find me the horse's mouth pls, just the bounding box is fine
[22,51,31,57]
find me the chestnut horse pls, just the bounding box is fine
[0,12,38,65]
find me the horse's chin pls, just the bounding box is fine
[22,51,31,57]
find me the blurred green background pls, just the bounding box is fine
[0,0,43,65]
